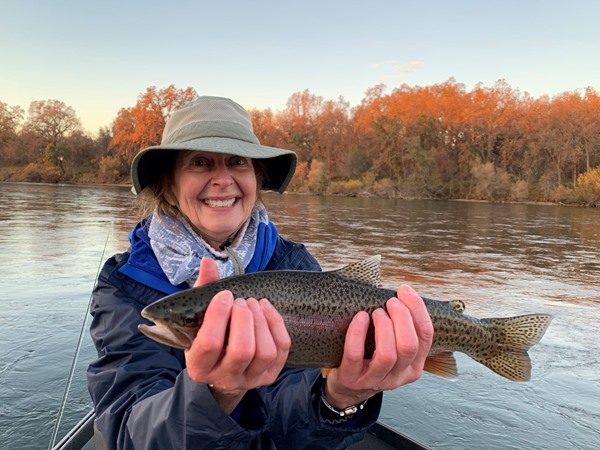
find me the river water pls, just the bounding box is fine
[1,182,599,450]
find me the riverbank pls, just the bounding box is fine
[1,175,596,209]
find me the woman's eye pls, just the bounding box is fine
[190,158,208,167]
[230,157,247,166]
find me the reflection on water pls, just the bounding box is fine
[265,194,599,304]
[0,183,136,449]
[1,183,599,449]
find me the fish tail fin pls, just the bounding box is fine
[474,314,553,382]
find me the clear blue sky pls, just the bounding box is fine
[2,0,599,134]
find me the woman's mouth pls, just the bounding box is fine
[203,198,236,208]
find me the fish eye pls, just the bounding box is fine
[183,314,196,326]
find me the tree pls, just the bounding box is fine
[0,101,24,164]
[24,99,81,149]
[467,80,523,167]
[579,88,600,174]
[278,89,324,161]
[248,108,288,150]
[110,85,197,166]
[0,101,24,144]
[574,165,600,206]
[306,159,328,194]
[313,97,351,177]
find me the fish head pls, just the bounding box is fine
[138,295,207,349]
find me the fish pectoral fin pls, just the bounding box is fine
[423,352,458,378]
[320,368,334,378]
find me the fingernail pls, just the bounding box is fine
[371,308,386,319]
[216,290,234,306]
[400,284,417,295]
[247,298,260,312]
[259,298,274,311]
[234,298,247,307]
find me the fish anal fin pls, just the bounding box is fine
[334,255,382,286]
[424,352,458,378]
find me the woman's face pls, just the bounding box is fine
[171,151,259,247]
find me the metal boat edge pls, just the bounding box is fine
[52,410,95,450]
[51,409,431,450]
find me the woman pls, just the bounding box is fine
[87,96,433,450]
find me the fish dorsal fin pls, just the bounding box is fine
[333,255,382,286]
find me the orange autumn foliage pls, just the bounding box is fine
[110,85,197,166]
[2,79,600,205]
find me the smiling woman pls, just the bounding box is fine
[169,151,259,249]
[86,95,437,450]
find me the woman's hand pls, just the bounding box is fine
[184,258,291,414]
[322,285,434,410]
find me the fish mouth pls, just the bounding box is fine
[138,322,198,350]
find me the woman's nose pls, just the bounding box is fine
[210,163,234,186]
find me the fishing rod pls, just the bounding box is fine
[47,224,112,450]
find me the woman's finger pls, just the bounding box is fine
[383,286,433,382]
[243,298,279,381]
[397,285,433,339]
[220,299,255,376]
[365,307,401,382]
[186,290,234,381]
[337,311,370,380]
[193,257,220,287]
[383,297,419,381]
[394,286,433,363]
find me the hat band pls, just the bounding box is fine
[162,120,260,146]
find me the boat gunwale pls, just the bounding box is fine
[51,410,431,450]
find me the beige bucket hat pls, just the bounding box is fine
[131,96,297,194]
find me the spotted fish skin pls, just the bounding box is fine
[139,256,553,382]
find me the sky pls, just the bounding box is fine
[2,0,599,135]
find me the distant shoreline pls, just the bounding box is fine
[1,180,588,208]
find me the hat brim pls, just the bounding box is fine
[131,137,297,195]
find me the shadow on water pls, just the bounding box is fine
[1,184,599,449]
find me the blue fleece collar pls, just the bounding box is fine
[118,219,278,295]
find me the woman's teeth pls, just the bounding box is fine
[204,198,236,207]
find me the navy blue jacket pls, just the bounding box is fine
[87,223,382,450]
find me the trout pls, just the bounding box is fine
[139,256,552,382]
